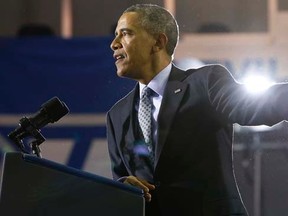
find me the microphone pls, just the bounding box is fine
[8,96,69,142]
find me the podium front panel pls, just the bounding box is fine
[0,152,144,216]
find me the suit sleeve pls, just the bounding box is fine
[206,65,288,126]
[106,111,129,180]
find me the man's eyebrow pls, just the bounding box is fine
[115,28,133,36]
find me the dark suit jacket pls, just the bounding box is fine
[107,64,288,216]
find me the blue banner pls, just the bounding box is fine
[0,37,135,173]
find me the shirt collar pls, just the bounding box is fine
[139,63,172,97]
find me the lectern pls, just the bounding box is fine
[0,152,144,216]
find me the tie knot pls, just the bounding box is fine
[141,86,152,98]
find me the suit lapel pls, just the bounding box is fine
[155,66,189,165]
[115,67,189,169]
[115,85,139,155]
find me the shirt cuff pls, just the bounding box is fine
[117,176,128,182]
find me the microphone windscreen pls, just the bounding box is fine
[41,97,69,123]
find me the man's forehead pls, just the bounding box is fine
[117,12,141,27]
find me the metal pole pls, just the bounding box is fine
[61,0,73,38]
[253,134,262,216]
[163,0,176,16]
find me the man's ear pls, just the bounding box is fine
[153,33,168,53]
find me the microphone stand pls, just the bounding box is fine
[29,128,45,158]
[8,116,46,158]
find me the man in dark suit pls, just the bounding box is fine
[107,4,288,216]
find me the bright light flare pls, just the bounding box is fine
[241,75,275,94]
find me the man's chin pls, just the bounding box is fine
[117,69,129,78]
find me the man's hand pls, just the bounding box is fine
[124,176,155,202]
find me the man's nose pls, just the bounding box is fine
[110,38,122,51]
